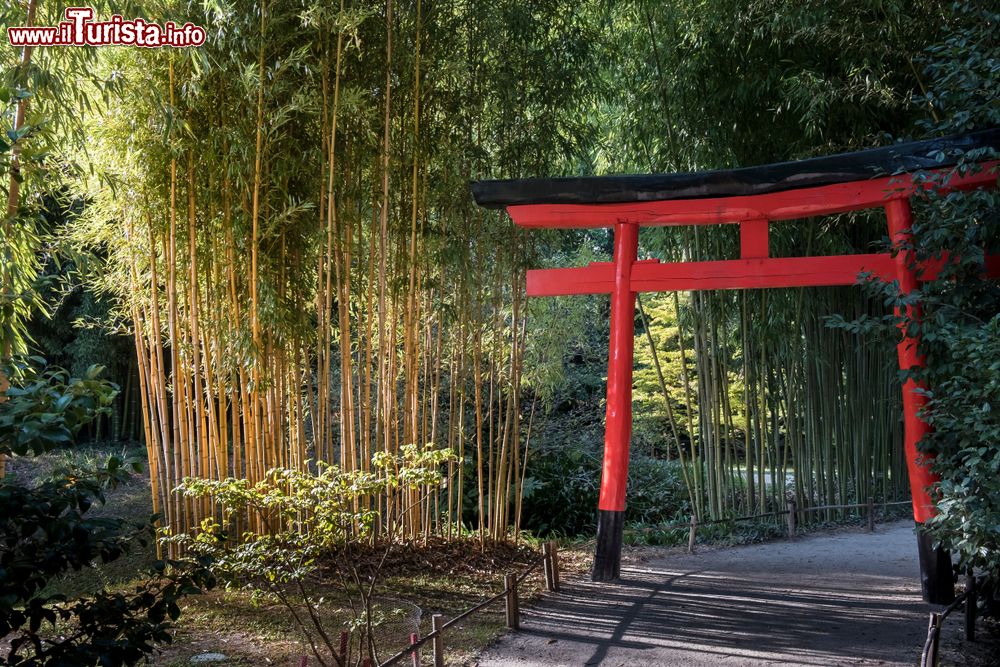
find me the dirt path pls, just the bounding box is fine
[477,521,955,666]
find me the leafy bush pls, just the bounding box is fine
[0,362,116,457]
[0,362,214,666]
[907,3,1000,595]
[913,178,1000,587]
[520,443,691,536]
[519,443,601,536]
[172,445,456,666]
[625,456,693,524]
[832,1,1000,600]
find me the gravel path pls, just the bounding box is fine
[478,521,940,666]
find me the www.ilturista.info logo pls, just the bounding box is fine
[7,7,206,48]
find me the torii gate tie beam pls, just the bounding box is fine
[471,128,1000,604]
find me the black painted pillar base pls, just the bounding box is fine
[593,509,625,582]
[917,524,955,605]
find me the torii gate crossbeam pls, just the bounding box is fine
[471,128,1000,604]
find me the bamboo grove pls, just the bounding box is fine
[46,0,959,545]
[79,0,597,546]
[633,285,909,525]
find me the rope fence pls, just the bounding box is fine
[619,496,914,551]
[376,541,561,667]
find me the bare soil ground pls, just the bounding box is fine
[149,540,547,666]
[477,521,1000,666]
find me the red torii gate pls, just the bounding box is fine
[472,128,1000,604]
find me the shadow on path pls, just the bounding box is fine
[478,521,932,666]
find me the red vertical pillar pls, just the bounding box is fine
[593,221,638,581]
[885,198,954,604]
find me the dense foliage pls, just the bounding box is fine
[818,1,1000,591]
[173,445,455,665]
[0,363,215,666]
[903,4,1000,589]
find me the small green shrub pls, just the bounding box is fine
[520,448,691,536]
[173,444,456,666]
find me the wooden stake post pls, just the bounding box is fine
[431,614,444,667]
[409,632,420,667]
[339,631,349,665]
[786,499,797,539]
[504,574,520,630]
[542,542,554,591]
[550,541,560,591]
[471,133,1000,596]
